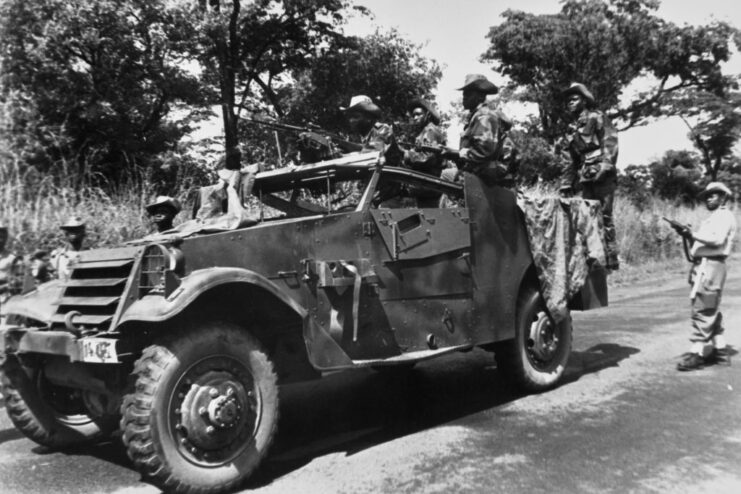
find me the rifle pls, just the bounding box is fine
[244,117,363,154]
[662,217,695,262]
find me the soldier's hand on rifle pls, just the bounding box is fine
[440,146,460,160]
[669,222,693,239]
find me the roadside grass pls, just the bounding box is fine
[1,172,738,287]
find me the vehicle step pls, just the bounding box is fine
[65,278,128,287]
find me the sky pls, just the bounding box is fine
[346,0,741,167]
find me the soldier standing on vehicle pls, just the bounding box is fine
[50,216,87,281]
[342,95,400,160]
[402,98,447,176]
[441,74,515,187]
[557,82,620,270]
[670,182,737,371]
[146,196,181,233]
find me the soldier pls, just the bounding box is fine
[50,216,86,281]
[557,82,620,270]
[671,182,737,371]
[402,98,447,177]
[342,95,395,152]
[441,74,515,187]
[146,196,182,233]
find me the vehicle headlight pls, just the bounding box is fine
[139,245,182,296]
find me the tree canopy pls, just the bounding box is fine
[483,0,741,140]
[0,0,204,184]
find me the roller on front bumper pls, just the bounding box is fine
[0,325,120,365]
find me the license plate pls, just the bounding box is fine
[79,338,119,363]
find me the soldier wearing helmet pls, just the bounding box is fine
[671,182,737,371]
[557,82,620,270]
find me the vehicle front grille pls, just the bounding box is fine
[50,247,139,332]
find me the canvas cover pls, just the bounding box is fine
[517,195,606,322]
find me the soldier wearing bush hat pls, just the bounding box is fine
[341,95,394,152]
[557,81,620,270]
[441,73,515,187]
[50,216,86,281]
[672,181,737,371]
[146,195,182,233]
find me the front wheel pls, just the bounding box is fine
[120,323,279,494]
[494,286,572,392]
[1,358,116,448]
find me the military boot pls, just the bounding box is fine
[677,353,705,371]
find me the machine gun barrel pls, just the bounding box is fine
[245,117,363,153]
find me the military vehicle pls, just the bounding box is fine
[0,151,607,493]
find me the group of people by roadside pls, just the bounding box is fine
[0,195,183,301]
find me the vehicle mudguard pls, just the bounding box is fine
[117,267,353,370]
[118,267,308,325]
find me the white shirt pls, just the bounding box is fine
[690,206,737,257]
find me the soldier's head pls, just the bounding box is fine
[145,196,181,233]
[407,98,441,130]
[342,95,381,135]
[562,83,595,115]
[457,74,498,111]
[0,226,8,250]
[699,182,731,211]
[60,216,86,250]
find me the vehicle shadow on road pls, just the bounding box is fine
[248,344,638,489]
[563,343,640,385]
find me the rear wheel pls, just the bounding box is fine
[494,286,572,392]
[120,323,279,494]
[1,358,115,447]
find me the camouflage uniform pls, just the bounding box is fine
[358,122,394,151]
[403,122,447,177]
[559,108,619,269]
[442,103,513,186]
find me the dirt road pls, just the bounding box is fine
[1,266,740,494]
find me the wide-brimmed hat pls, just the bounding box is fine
[457,74,498,94]
[408,98,441,125]
[60,216,85,230]
[145,196,182,215]
[562,82,596,106]
[340,95,382,117]
[699,181,732,198]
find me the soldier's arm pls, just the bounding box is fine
[403,126,446,172]
[459,113,499,164]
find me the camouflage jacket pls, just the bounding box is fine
[358,122,394,151]
[558,109,618,186]
[459,103,509,165]
[403,122,447,176]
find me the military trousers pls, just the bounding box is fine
[581,175,618,269]
[689,258,727,344]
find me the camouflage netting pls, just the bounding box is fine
[517,195,606,323]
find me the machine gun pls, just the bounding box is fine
[245,117,363,163]
[663,217,695,262]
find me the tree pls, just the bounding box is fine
[483,0,741,139]
[280,29,443,133]
[648,150,703,204]
[0,0,205,185]
[673,89,741,180]
[187,0,364,168]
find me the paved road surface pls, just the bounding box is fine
[1,268,740,493]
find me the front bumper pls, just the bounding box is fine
[0,325,121,364]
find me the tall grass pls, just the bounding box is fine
[0,159,188,255]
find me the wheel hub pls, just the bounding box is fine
[527,310,558,362]
[171,360,260,466]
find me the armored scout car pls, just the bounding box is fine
[0,151,607,493]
